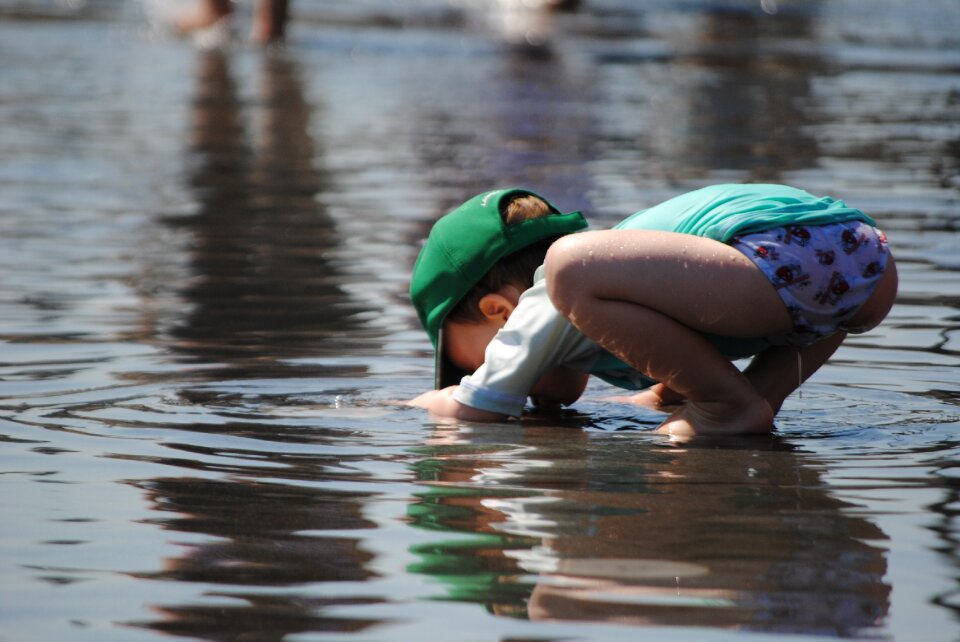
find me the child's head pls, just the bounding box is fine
[410,188,588,388]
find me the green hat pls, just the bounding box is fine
[410,188,588,389]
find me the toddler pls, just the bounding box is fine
[408,184,897,436]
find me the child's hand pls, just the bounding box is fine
[407,387,508,422]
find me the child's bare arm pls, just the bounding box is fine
[409,367,588,420]
[407,387,508,422]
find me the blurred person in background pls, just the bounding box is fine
[177,0,289,44]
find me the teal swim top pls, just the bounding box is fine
[616,183,875,241]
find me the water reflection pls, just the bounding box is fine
[674,2,824,182]
[125,51,384,639]
[412,16,598,211]
[651,4,821,182]
[409,424,890,635]
[167,50,368,377]
[129,476,378,640]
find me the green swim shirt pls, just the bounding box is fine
[616,183,875,241]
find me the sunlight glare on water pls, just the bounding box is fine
[0,1,958,641]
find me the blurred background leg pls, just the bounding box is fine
[251,0,290,43]
[175,0,233,34]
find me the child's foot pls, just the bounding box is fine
[655,397,774,438]
[606,383,686,412]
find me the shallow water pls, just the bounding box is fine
[1,1,959,641]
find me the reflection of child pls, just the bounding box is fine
[408,185,898,436]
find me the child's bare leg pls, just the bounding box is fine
[545,230,796,435]
[743,333,846,415]
[576,299,774,435]
[745,254,897,414]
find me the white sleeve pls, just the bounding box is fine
[452,278,584,417]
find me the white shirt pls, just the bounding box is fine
[452,266,612,417]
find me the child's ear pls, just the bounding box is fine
[478,291,518,323]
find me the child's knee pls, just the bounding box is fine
[544,234,591,314]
